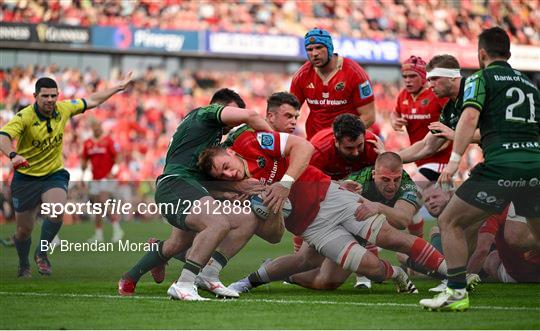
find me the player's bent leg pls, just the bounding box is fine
[229,244,322,293]
[291,258,351,290]
[374,220,447,276]
[119,228,194,295]
[197,211,260,298]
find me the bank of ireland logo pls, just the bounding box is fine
[322,92,329,99]
[114,26,132,49]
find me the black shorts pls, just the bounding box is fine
[11,169,70,213]
[456,162,540,217]
[154,174,209,231]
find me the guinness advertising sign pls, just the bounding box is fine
[0,23,90,45]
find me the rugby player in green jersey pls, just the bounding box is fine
[0,74,134,278]
[118,88,276,301]
[420,27,540,311]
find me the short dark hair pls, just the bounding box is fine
[267,92,300,114]
[478,27,510,59]
[210,88,246,108]
[332,114,366,141]
[375,152,403,171]
[35,77,58,94]
[198,147,227,176]
[426,54,460,71]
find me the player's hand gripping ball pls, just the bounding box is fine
[250,194,292,220]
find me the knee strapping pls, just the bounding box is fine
[340,243,366,272]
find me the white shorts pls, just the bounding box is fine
[88,180,115,196]
[497,262,517,283]
[301,182,386,266]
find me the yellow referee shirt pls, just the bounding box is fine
[0,99,87,176]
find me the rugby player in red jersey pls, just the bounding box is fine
[82,120,122,243]
[290,28,375,140]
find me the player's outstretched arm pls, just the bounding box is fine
[85,71,134,110]
[357,102,375,128]
[220,107,273,132]
[398,132,445,163]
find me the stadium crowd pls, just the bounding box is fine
[1,0,538,45]
[0,64,482,185]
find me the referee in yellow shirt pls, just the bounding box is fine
[0,74,134,277]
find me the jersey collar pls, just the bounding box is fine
[487,60,511,69]
[33,103,59,121]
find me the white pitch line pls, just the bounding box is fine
[0,291,538,312]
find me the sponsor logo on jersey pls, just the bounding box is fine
[402,99,408,106]
[421,98,429,106]
[359,81,373,99]
[307,83,315,89]
[256,132,275,150]
[70,99,78,104]
[322,92,329,99]
[335,81,345,91]
[412,108,417,114]
[257,156,266,168]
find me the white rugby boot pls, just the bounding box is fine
[228,277,253,294]
[195,274,239,298]
[168,281,209,301]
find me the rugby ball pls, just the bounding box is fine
[250,194,292,220]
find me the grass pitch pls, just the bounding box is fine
[1,220,539,329]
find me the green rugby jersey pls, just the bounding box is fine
[163,104,225,179]
[347,166,421,208]
[434,79,466,132]
[221,123,253,148]
[462,61,540,164]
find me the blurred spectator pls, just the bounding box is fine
[1,0,538,45]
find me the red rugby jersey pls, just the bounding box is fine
[310,128,379,180]
[232,131,331,235]
[291,56,374,140]
[395,87,450,167]
[82,135,117,180]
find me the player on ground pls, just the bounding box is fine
[0,74,134,277]
[82,119,122,243]
[482,205,540,283]
[282,153,448,290]
[201,138,448,295]
[118,89,276,301]
[291,28,375,139]
[146,92,303,294]
[420,27,540,312]
[293,114,383,288]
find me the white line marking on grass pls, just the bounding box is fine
[1,291,538,312]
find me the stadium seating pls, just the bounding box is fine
[1,0,538,45]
